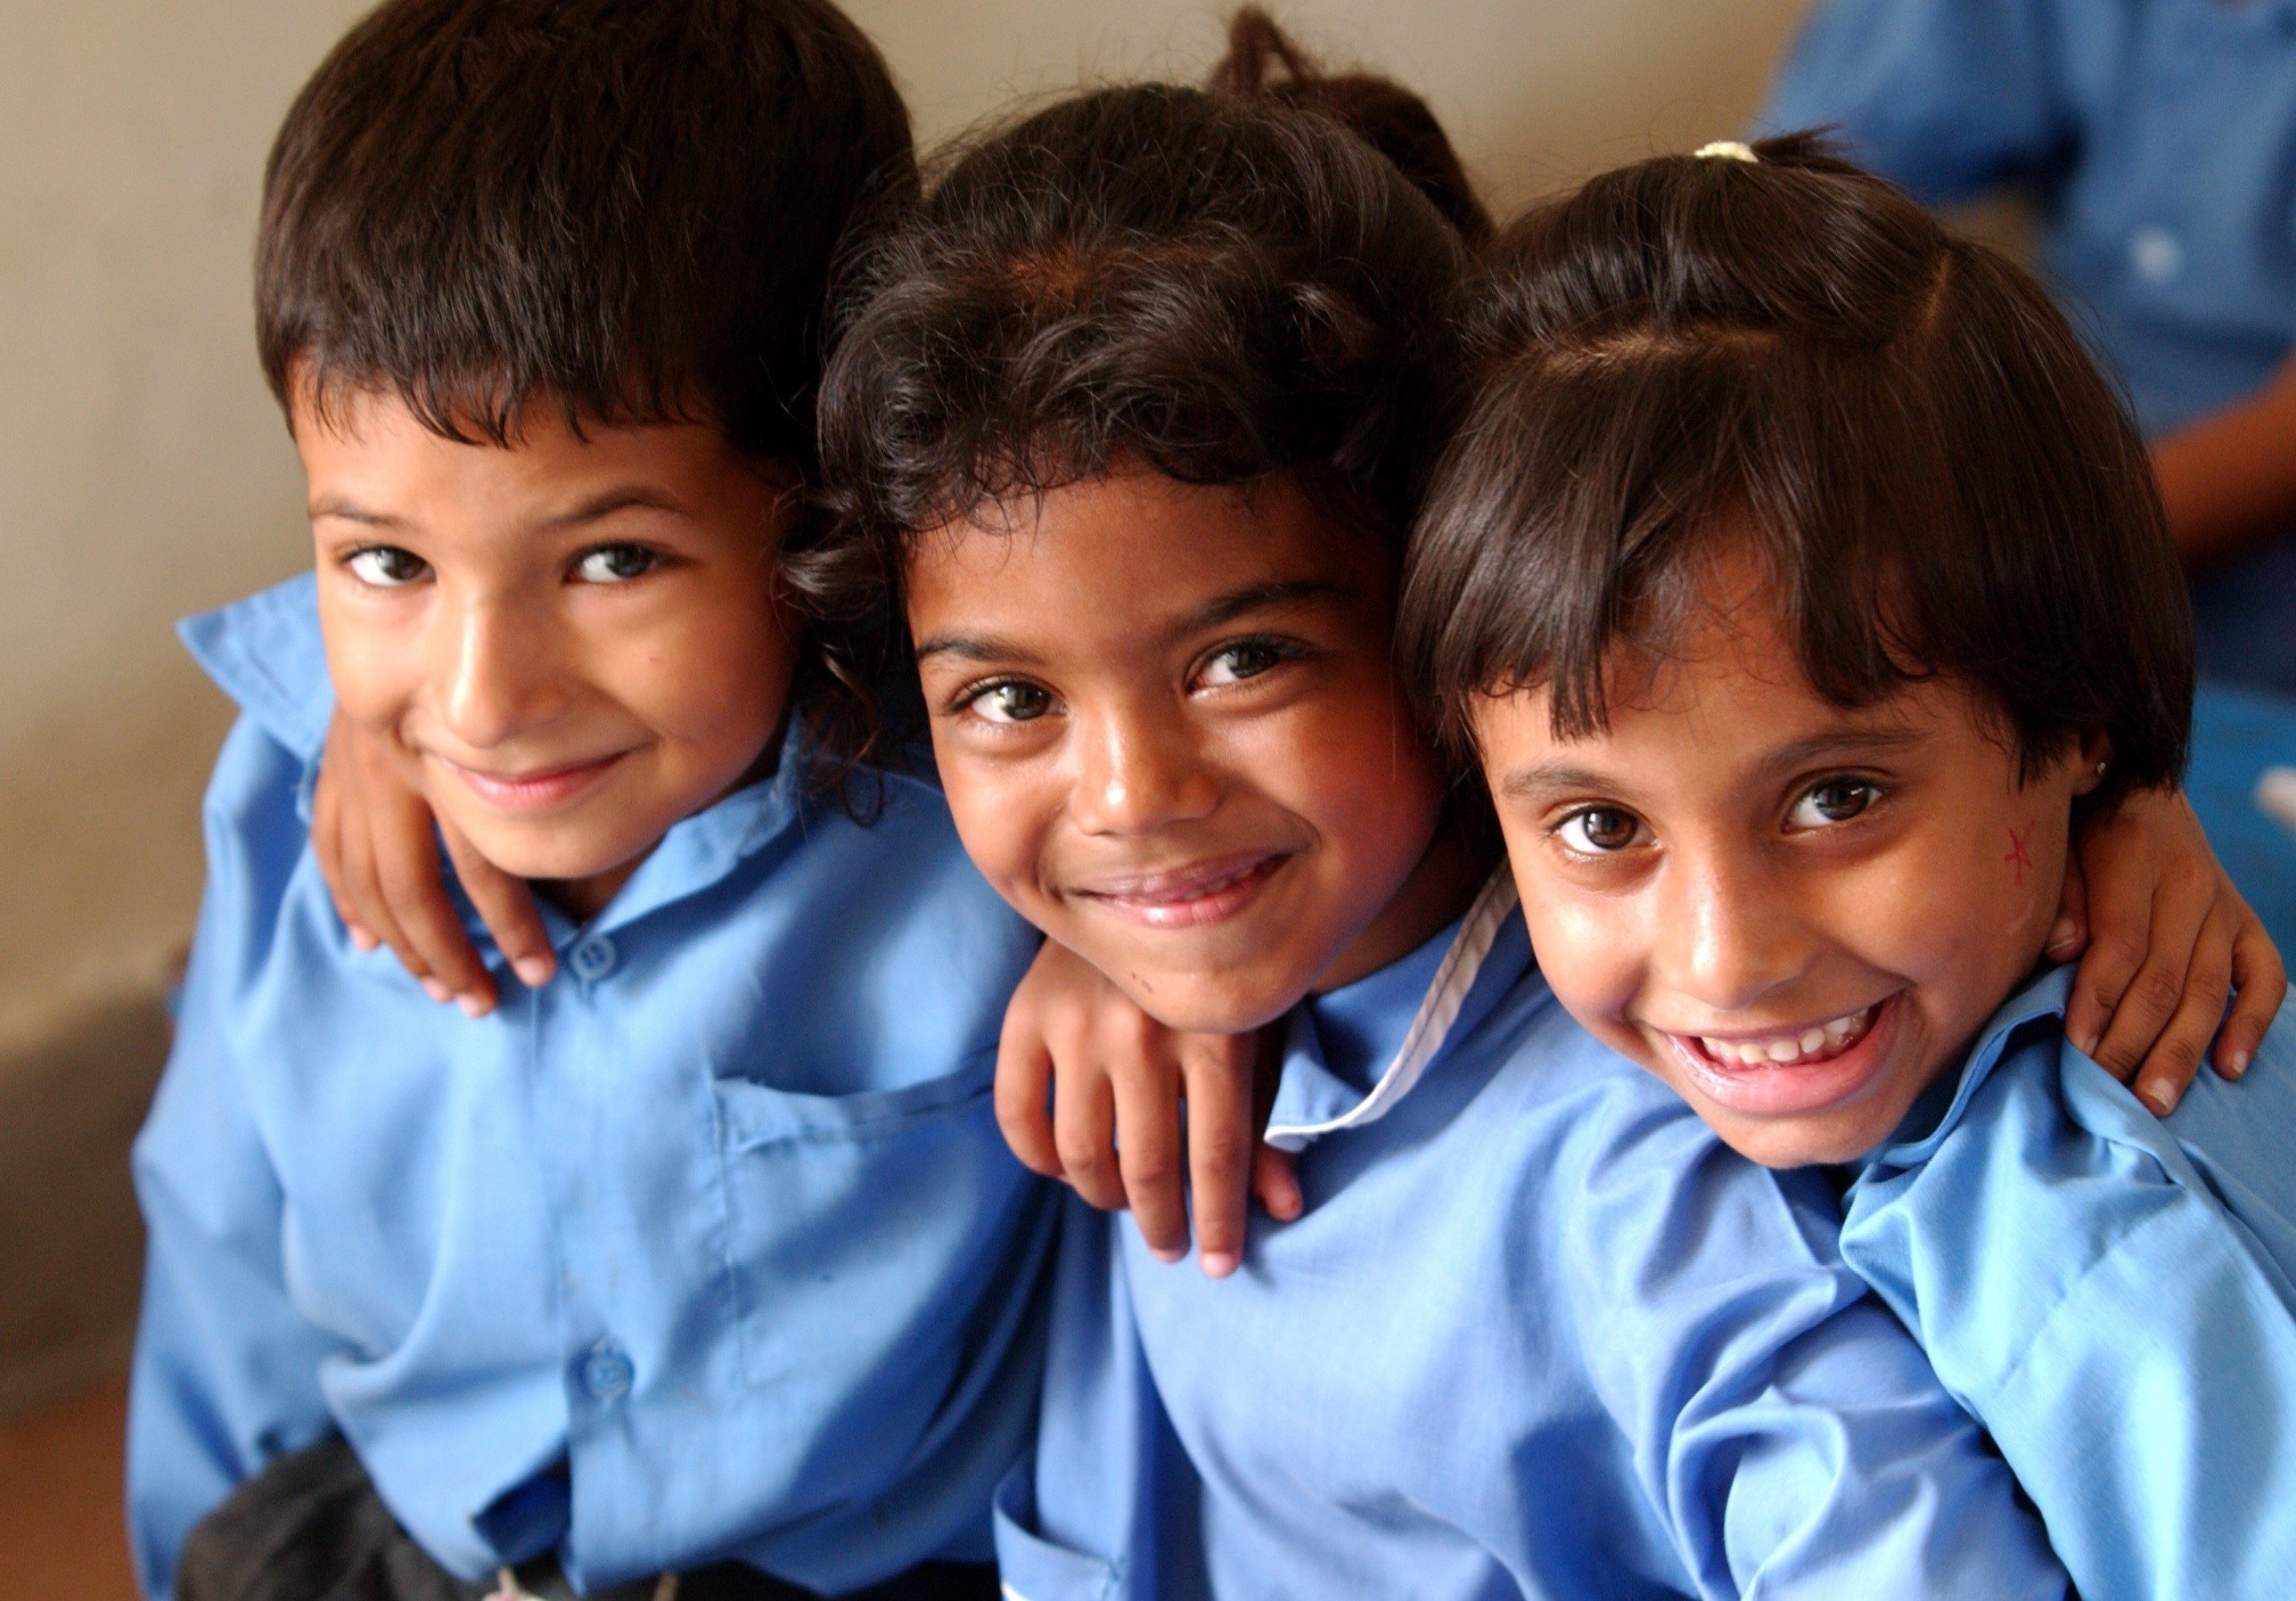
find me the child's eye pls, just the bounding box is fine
[345,546,429,587]
[964,681,1057,726]
[1554,806,1647,855]
[1194,639,1294,689]
[572,544,662,584]
[1788,778,1880,829]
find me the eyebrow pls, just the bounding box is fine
[307,486,685,532]
[912,579,1351,668]
[1496,725,1926,803]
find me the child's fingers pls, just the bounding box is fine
[2044,855,2089,964]
[2062,893,2150,1065]
[1111,1051,1189,1262]
[308,768,374,949]
[1250,1144,1303,1223]
[2128,911,2234,1114]
[993,1000,1065,1182]
[2214,902,2287,1080]
[439,819,554,990]
[339,802,442,997]
[370,794,495,1015]
[1178,1034,1257,1277]
[1053,1070,1128,1214]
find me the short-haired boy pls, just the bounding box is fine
[129,4,1051,1597]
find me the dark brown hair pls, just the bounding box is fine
[256,0,914,467]
[1398,134,2194,805]
[795,11,1479,763]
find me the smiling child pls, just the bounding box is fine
[804,35,2087,1598]
[1401,135,2296,1597]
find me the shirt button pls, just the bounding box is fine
[579,1344,634,1401]
[2129,227,2183,285]
[568,935,618,983]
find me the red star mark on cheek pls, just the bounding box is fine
[2005,822,2036,887]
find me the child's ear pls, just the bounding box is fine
[2070,729,2114,797]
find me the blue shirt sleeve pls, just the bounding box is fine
[127,715,348,1599]
[1759,0,2079,201]
[1565,1123,2067,1597]
[1841,1023,2296,1598]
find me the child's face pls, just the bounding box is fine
[299,388,795,915]
[1471,555,2105,1166]
[906,468,1449,1033]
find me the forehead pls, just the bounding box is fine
[903,470,1385,640]
[1478,587,1988,793]
[291,386,742,514]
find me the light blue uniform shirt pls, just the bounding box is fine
[1841,965,2296,1597]
[128,576,1055,1597]
[996,879,2070,1600]
[1760,0,2296,689]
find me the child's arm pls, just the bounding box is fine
[129,720,348,1599]
[2152,349,2296,568]
[309,710,554,1014]
[996,940,1300,1278]
[2058,784,2286,1112]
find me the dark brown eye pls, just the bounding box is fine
[347,546,428,587]
[1790,779,1879,829]
[1559,807,1643,853]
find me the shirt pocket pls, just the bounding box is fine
[709,1051,1025,1399]
[992,1459,1126,1601]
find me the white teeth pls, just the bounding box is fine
[1698,1005,1876,1068]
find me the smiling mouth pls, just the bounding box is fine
[439,751,627,813]
[1659,994,1899,1119]
[1690,1003,1881,1068]
[1070,851,1292,930]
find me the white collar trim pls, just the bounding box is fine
[1263,871,1521,1152]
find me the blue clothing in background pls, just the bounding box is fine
[1841,965,2296,1597]
[1761,0,2296,689]
[2188,680,2296,956]
[129,576,1054,1598]
[996,880,2070,1600]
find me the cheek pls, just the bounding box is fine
[1247,685,1442,872]
[932,743,1059,907]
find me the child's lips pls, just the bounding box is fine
[440,751,627,813]
[1660,993,1901,1119]
[1070,850,1293,929]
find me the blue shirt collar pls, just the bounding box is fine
[179,571,335,761]
[1264,873,1532,1151]
[1858,965,2073,1178]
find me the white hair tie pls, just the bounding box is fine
[1693,140,1759,164]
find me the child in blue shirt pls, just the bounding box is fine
[1759,0,2296,693]
[790,22,2259,1597]
[1402,133,2296,1598]
[129,4,1056,1597]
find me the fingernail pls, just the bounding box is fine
[2137,1081,2173,1116]
[456,993,491,1019]
[2227,1050,2252,1080]
[1201,1251,1240,1278]
[1150,1244,1186,1265]
[512,957,554,988]
[348,926,378,952]
[421,978,452,1004]
[2044,917,2079,956]
[2070,1030,2099,1057]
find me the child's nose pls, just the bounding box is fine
[1657,857,1813,1014]
[1070,710,1220,837]
[438,599,569,748]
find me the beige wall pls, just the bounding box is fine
[0,0,1810,1056]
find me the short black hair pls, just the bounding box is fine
[257,0,914,466]
[1398,134,2194,807]
[796,13,1477,762]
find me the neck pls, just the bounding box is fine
[1309,817,1493,995]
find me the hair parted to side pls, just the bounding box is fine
[257,0,914,466]
[1397,133,2194,808]
[794,8,1480,764]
